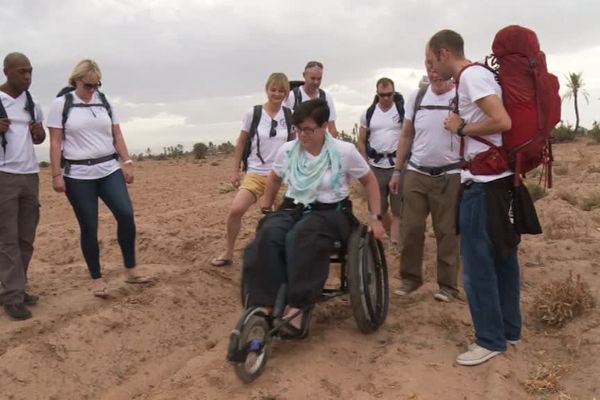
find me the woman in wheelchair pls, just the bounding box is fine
[242,98,386,338]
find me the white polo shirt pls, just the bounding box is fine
[458,65,513,183]
[359,103,402,168]
[0,91,44,174]
[284,86,337,122]
[241,106,290,176]
[47,91,121,180]
[404,86,461,174]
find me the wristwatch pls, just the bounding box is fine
[457,119,467,137]
[370,213,382,221]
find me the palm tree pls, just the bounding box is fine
[563,72,590,133]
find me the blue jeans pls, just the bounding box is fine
[459,183,521,352]
[65,169,136,279]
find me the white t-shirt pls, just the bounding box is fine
[47,92,121,180]
[359,103,402,168]
[458,65,513,183]
[284,86,337,122]
[241,106,290,176]
[404,86,461,174]
[273,139,370,203]
[0,91,44,174]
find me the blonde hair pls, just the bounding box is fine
[68,59,102,87]
[265,72,290,93]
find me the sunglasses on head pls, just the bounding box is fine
[82,81,102,90]
[377,91,394,98]
[270,119,278,137]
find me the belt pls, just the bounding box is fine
[62,153,119,174]
[279,197,351,211]
[408,160,462,176]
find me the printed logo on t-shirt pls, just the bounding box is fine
[278,117,286,127]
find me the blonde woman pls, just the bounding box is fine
[47,59,149,298]
[210,73,294,267]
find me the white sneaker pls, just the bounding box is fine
[507,339,520,346]
[456,344,501,366]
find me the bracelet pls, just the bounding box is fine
[52,173,62,178]
[457,119,467,137]
[123,159,133,165]
[392,169,404,177]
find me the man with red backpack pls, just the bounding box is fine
[427,29,524,366]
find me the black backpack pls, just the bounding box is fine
[364,92,405,165]
[290,81,327,111]
[242,105,293,171]
[0,91,36,159]
[56,86,113,128]
[411,84,453,120]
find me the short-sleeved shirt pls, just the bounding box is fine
[359,103,402,168]
[458,65,513,183]
[0,91,44,174]
[284,86,337,122]
[47,91,121,180]
[241,106,290,176]
[273,139,370,203]
[404,86,461,174]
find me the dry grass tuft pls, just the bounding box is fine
[579,192,600,211]
[527,183,546,202]
[218,183,235,194]
[532,272,595,328]
[524,363,565,395]
[557,191,579,207]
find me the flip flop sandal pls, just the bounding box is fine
[210,258,233,267]
[125,275,152,284]
[93,287,110,299]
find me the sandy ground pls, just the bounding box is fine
[1,139,599,400]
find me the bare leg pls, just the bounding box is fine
[390,213,401,244]
[217,189,257,262]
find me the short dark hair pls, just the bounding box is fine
[428,29,465,58]
[376,77,395,89]
[292,99,330,126]
[304,61,324,70]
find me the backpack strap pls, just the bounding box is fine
[412,85,429,121]
[62,92,75,128]
[282,106,294,140]
[318,89,326,101]
[24,91,36,121]
[292,87,302,111]
[242,105,263,171]
[96,91,113,121]
[0,98,7,159]
[393,92,405,122]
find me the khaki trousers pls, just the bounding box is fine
[399,170,460,292]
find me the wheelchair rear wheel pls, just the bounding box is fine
[233,314,270,383]
[347,226,389,333]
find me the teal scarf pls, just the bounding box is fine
[283,133,342,205]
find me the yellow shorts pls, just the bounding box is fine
[239,173,286,202]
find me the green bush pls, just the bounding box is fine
[588,121,600,143]
[552,123,576,143]
[38,161,50,168]
[193,142,208,159]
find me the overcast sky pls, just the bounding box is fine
[2,0,599,157]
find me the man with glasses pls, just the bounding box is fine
[0,52,45,320]
[389,60,461,304]
[285,61,338,137]
[357,78,403,244]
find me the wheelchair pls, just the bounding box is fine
[226,223,389,383]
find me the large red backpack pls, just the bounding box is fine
[460,25,561,187]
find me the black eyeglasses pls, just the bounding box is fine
[377,91,394,98]
[270,119,278,137]
[82,81,102,90]
[297,126,317,135]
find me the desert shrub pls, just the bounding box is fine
[552,123,576,143]
[579,192,600,211]
[163,144,184,158]
[557,191,578,207]
[553,163,569,176]
[193,142,208,159]
[526,183,546,202]
[524,363,565,395]
[532,272,594,328]
[219,183,235,194]
[38,161,50,168]
[338,130,356,144]
[588,121,600,143]
[217,141,235,154]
